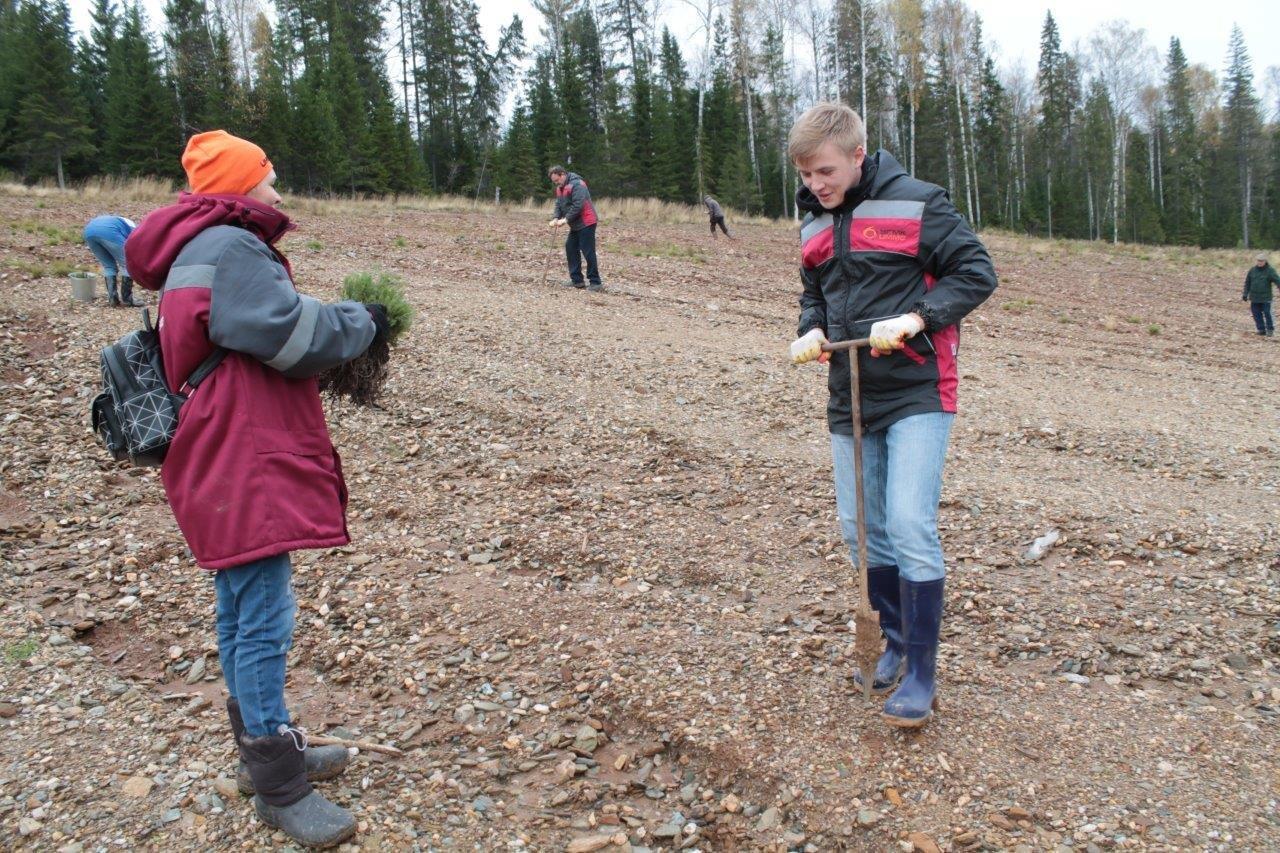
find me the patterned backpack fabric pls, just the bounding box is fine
[91,309,225,467]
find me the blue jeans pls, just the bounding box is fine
[83,233,127,278]
[1250,301,1274,333]
[214,553,295,737]
[831,412,954,582]
[565,224,601,286]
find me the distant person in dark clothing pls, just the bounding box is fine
[1243,252,1278,337]
[704,195,732,238]
[548,166,602,292]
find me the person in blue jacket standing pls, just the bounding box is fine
[83,215,139,307]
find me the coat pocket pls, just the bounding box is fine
[251,426,333,456]
[251,427,343,545]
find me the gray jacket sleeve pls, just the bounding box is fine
[562,181,588,222]
[207,231,375,378]
[553,192,567,220]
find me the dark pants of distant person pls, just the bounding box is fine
[710,216,731,238]
[566,224,601,288]
[1250,301,1274,334]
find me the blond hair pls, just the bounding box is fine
[788,102,867,162]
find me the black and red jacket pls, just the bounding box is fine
[554,172,598,231]
[797,150,996,434]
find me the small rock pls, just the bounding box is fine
[453,703,476,724]
[721,793,741,813]
[47,633,70,647]
[755,806,781,831]
[566,835,614,852]
[185,657,207,684]
[161,808,182,824]
[212,777,239,800]
[907,831,941,853]
[18,817,40,836]
[1224,653,1249,671]
[1061,673,1091,686]
[1006,806,1032,821]
[572,724,600,754]
[0,702,18,718]
[856,809,881,827]
[122,776,154,798]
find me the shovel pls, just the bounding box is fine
[540,221,563,287]
[821,337,880,702]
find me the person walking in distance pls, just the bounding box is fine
[787,102,997,729]
[548,166,603,291]
[704,195,733,239]
[1243,252,1278,337]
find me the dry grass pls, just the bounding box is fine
[0,175,176,202]
[0,176,779,229]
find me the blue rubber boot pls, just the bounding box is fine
[853,565,905,694]
[883,578,944,728]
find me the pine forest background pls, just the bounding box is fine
[1,0,1278,248]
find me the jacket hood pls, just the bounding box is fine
[795,150,906,216]
[125,192,294,291]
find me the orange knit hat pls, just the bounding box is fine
[181,130,273,195]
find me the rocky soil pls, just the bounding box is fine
[1,190,1277,852]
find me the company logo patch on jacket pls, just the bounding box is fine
[849,200,924,256]
[800,213,835,269]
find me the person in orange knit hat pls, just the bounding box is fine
[124,131,392,849]
[181,130,276,196]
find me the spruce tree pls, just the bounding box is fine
[103,3,179,177]
[12,0,93,186]
[1160,38,1200,244]
[1219,24,1261,247]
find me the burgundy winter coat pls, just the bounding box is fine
[125,194,375,570]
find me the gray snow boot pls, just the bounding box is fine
[105,275,120,307]
[228,698,350,795]
[240,728,356,849]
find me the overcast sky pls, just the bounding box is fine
[70,0,1278,104]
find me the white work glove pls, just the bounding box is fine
[548,218,567,228]
[868,313,925,355]
[790,328,830,364]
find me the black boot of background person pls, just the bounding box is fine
[227,698,351,795]
[852,564,906,694]
[105,275,120,307]
[119,275,141,307]
[240,729,356,848]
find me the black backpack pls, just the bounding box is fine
[91,309,226,467]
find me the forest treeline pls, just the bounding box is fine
[1,0,1277,247]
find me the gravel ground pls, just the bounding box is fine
[1,191,1277,852]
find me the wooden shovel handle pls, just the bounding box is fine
[820,337,871,353]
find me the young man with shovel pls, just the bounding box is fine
[787,102,996,728]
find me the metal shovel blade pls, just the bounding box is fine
[854,602,881,701]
